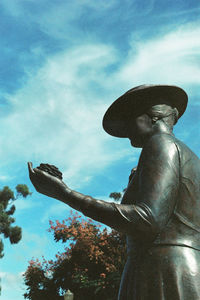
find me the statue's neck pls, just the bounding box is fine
[153,120,174,136]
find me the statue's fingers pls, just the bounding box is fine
[28,162,34,174]
[27,162,38,182]
[28,162,43,175]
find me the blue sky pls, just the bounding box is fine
[0,0,200,299]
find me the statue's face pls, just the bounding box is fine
[127,113,153,148]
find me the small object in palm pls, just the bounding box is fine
[37,163,63,180]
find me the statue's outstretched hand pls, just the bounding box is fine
[28,162,70,200]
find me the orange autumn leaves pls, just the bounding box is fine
[24,211,126,300]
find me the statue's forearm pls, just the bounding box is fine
[59,188,120,228]
[59,188,156,239]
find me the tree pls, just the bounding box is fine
[23,212,126,300]
[0,184,31,295]
[109,192,122,202]
[0,184,31,258]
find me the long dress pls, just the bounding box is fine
[119,244,200,300]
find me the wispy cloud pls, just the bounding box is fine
[15,198,40,212]
[0,174,12,182]
[0,22,200,189]
[0,43,130,188]
[117,22,200,91]
[0,0,116,42]
[0,230,50,300]
[11,231,49,261]
[0,271,24,300]
[41,201,71,223]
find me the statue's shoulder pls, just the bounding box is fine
[151,133,200,163]
[138,133,179,168]
[172,135,200,162]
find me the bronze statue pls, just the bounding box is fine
[28,85,200,299]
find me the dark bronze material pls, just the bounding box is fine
[28,84,200,299]
[103,84,188,137]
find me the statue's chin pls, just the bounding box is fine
[130,138,143,148]
[130,132,152,148]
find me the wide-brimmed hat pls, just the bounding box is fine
[102,84,188,137]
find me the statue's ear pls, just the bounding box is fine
[151,116,159,124]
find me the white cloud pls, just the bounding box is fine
[0,0,117,41]
[0,271,25,300]
[0,22,200,190]
[0,43,130,189]
[14,198,40,212]
[117,23,200,92]
[0,230,51,300]
[41,201,71,223]
[0,174,12,182]
[0,271,23,291]
[11,231,49,261]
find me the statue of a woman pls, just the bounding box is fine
[28,85,200,299]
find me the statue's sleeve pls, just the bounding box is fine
[69,134,180,240]
[112,134,180,239]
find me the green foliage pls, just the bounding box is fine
[0,186,14,209]
[0,184,31,295]
[109,192,122,201]
[16,184,32,198]
[0,185,31,257]
[0,239,3,259]
[24,212,126,300]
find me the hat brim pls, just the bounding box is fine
[103,85,188,138]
